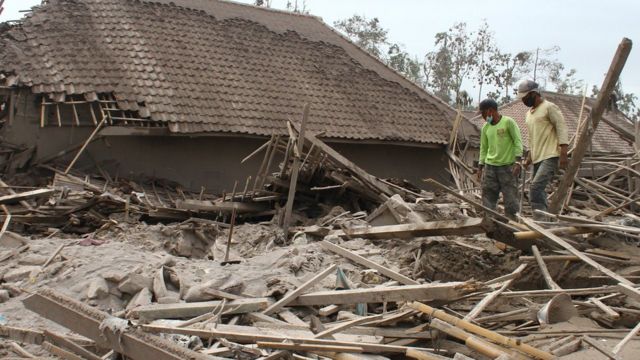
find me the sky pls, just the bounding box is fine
[2,0,639,99]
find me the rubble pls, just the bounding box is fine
[0,53,638,360]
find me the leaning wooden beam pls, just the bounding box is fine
[320,240,418,285]
[409,302,555,360]
[64,116,107,175]
[465,264,527,321]
[289,282,480,306]
[262,264,338,315]
[43,330,101,360]
[0,188,55,204]
[549,38,632,213]
[283,103,310,233]
[521,217,640,301]
[290,121,397,201]
[612,321,640,355]
[581,336,620,360]
[132,297,270,321]
[23,288,212,360]
[531,245,562,290]
[327,218,486,240]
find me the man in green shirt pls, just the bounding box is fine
[477,98,524,220]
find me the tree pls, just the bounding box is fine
[424,22,479,105]
[551,68,584,95]
[487,50,532,104]
[286,0,309,14]
[472,21,498,102]
[335,15,427,87]
[387,44,425,87]
[334,15,389,59]
[254,0,271,7]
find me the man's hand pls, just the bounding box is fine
[512,163,521,177]
[559,145,569,170]
[476,167,483,182]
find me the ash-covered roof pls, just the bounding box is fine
[0,0,457,145]
[469,92,635,154]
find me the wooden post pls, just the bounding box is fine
[282,103,309,233]
[549,38,632,213]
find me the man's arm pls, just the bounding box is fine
[478,125,488,180]
[508,118,524,176]
[549,104,569,169]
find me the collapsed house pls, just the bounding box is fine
[0,0,479,193]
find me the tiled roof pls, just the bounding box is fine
[469,92,635,154]
[0,0,454,145]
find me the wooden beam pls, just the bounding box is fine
[0,188,55,204]
[290,121,398,201]
[531,245,562,290]
[263,264,337,315]
[141,324,432,354]
[320,240,418,285]
[283,104,310,233]
[43,330,102,360]
[313,314,383,339]
[175,199,267,214]
[514,226,594,241]
[288,282,478,306]
[23,288,212,360]
[428,319,510,359]
[132,298,270,321]
[612,321,640,355]
[64,116,107,175]
[549,38,633,213]
[521,217,640,300]
[581,336,620,360]
[465,264,527,320]
[257,342,364,353]
[327,218,486,240]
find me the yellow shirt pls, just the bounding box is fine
[525,100,569,164]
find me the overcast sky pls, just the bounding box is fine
[2,0,639,98]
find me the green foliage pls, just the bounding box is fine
[334,15,427,88]
[334,15,389,59]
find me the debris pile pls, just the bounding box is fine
[0,121,637,359]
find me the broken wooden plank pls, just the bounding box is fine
[531,245,562,290]
[521,217,640,300]
[313,314,383,339]
[465,264,527,320]
[175,199,267,214]
[141,324,431,354]
[132,298,269,321]
[23,288,212,360]
[320,240,418,285]
[43,330,102,360]
[612,321,640,355]
[258,342,364,353]
[590,297,620,319]
[263,264,338,315]
[328,218,486,240]
[582,336,620,360]
[289,282,479,306]
[0,188,55,204]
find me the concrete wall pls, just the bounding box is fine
[3,92,450,192]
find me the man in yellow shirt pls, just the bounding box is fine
[517,80,569,218]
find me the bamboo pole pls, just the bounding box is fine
[409,301,556,360]
[64,116,107,175]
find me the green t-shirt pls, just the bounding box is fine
[479,115,524,166]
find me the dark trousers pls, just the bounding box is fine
[530,157,559,216]
[482,164,519,219]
